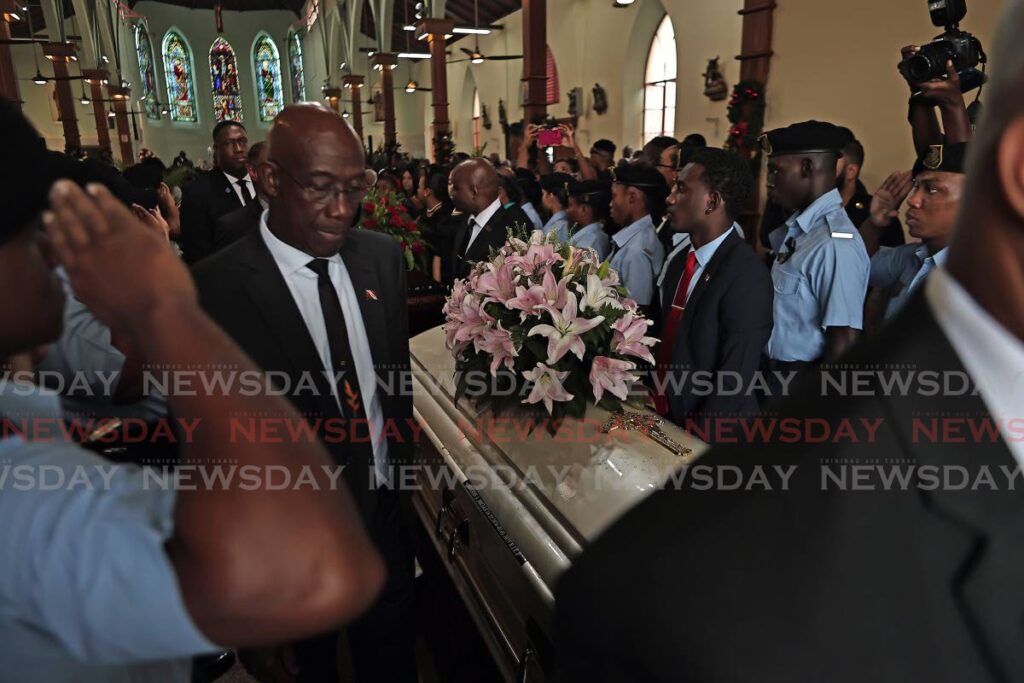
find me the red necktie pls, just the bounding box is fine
[654,250,697,416]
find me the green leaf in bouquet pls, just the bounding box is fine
[597,260,610,280]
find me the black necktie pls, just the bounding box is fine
[236,177,254,205]
[306,259,373,464]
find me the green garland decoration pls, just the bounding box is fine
[724,81,766,168]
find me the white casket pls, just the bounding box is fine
[409,326,707,681]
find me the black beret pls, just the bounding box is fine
[913,142,968,176]
[540,172,574,194]
[569,179,611,198]
[759,120,850,157]
[611,162,666,189]
[1,97,53,242]
[591,139,616,155]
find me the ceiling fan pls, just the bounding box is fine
[448,0,521,64]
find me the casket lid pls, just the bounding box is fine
[410,327,706,546]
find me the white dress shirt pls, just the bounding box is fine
[223,170,255,206]
[927,268,1024,467]
[259,212,390,484]
[466,198,502,253]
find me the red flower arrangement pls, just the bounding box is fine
[356,187,430,273]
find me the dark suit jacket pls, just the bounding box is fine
[451,203,532,280]
[180,170,247,264]
[213,200,262,253]
[657,230,773,426]
[557,291,1024,682]
[191,227,413,509]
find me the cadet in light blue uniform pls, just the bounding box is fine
[870,142,965,321]
[566,179,612,261]
[608,163,669,308]
[760,121,871,370]
[540,172,574,242]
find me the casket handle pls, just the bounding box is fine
[436,489,455,538]
[517,646,536,683]
[447,519,469,561]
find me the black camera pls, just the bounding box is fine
[899,0,986,93]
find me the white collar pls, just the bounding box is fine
[223,170,252,186]
[259,209,341,278]
[926,268,1024,467]
[470,198,502,229]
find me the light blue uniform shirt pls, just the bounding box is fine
[0,383,217,683]
[520,202,544,232]
[542,210,570,243]
[609,214,666,307]
[35,268,167,422]
[870,243,948,320]
[766,188,870,362]
[569,222,610,261]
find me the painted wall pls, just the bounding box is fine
[765,0,1001,191]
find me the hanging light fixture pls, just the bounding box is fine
[405,80,417,93]
[28,9,45,84]
[341,109,350,118]
[107,109,115,118]
[79,78,90,104]
[33,70,47,85]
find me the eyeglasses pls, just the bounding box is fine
[271,160,377,205]
[216,138,249,149]
[776,236,798,263]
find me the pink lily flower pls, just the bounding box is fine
[611,311,658,364]
[528,292,605,364]
[453,294,494,346]
[508,242,563,275]
[475,322,518,375]
[506,283,548,320]
[522,362,574,414]
[476,258,518,305]
[589,356,638,402]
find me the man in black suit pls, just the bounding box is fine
[448,158,531,280]
[192,104,416,683]
[212,141,267,253]
[180,121,257,264]
[654,148,772,430]
[555,4,1024,679]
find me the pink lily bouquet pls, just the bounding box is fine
[442,230,658,421]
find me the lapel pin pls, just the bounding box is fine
[365,289,378,301]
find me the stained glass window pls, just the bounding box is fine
[288,32,306,102]
[134,25,159,120]
[162,30,197,122]
[210,37,242,122]
[643,15,677,144]
[252,33,284,122]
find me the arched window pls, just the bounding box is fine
[472,89,481,150]
[288,31,306,102]
[162,30,197,122]
[643,15,676,143]
[210,37,243,122]
[134,24,159,120]
[253,33,284,122]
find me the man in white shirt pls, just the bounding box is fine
[192,103,418,682]
[179,121,257,264]
[557,4,1024,679]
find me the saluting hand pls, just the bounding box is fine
[43,180,197,338]
[869,170,914,228]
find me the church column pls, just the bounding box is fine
[735,0,777,245]
[42,42,81,152]
[0,6,22,107]
[415,18,454,163]
[81,68,111,155]
[343,74,365,142]
[107,82,133,165]
[521,0,547,126]
[370,52,397,148]
[323,86,342,112]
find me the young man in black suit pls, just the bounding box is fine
[654,148,772,430]
[192,104,416,683]
[556,6,1024,679]
[180,121,256,264]
[211,141,266,253]
[448,158,531,280]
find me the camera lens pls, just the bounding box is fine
[907,53,937,82]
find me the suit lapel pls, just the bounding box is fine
[682,231,742,327]
[879,294,1024,677]
[339,235,388,372]
[213,170,244,214]
[236,230,340,418]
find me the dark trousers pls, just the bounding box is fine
[294,473,418,683]
[759,356,816,409]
